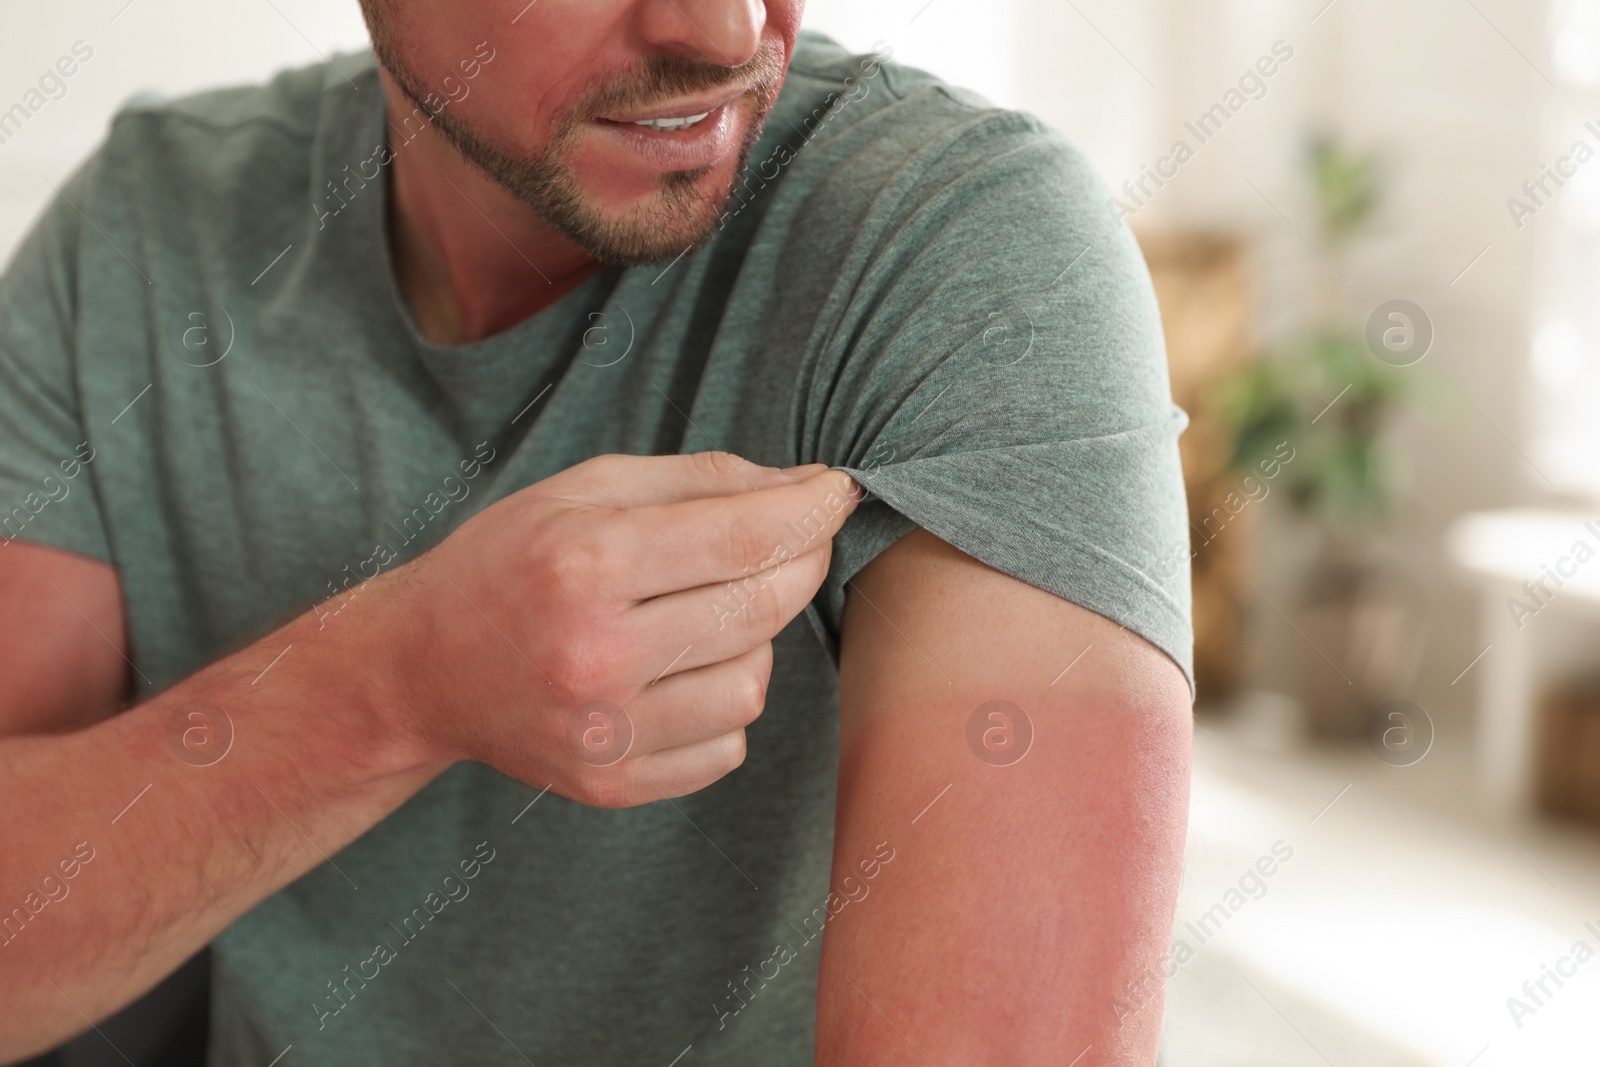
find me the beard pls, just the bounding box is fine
[361,5,786,266]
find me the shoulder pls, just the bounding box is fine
[734,35,1153,353]
[86,52,378,221]
[113,51,369,140]
[737,33,1122,283]
[766,32,1108,212]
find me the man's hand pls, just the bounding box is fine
[380,451,859,807]
[0,450,854,1061]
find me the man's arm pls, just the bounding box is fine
[816,528,1192,1065]
[0,543,129,735]
[0,454,852,1062]
[0,542,444,1063]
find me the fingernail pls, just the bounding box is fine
[781,463,828,478]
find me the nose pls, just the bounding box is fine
[636,0,766,68]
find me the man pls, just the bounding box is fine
[0,0,1194,1063]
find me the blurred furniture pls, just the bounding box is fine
[1140,230,1253,702]
[1539,678,1600,829]
[1449,509,1600,813]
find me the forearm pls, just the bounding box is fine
[0,567,446,1062]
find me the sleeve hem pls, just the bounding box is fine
[829,464,1197,702]
[0,527,114,567]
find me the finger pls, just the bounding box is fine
[544,452,831,509]
[624,729,748,802]
[621,642,772,753]
[620,539,831,680]
[612,468,860,600]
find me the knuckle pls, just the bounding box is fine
[571,767,631,810]
[719,511,776,574]
[578,452,626,479]
[737,578,784,635]
[733,667,768,725]
[695,450,753,483]
[745,585,784,633]
[546,453,619,496]
[536,544,589,599]
[539,526,614,602]
[543,633,616,704]
[722,729,749,773]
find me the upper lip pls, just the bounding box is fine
[596,86,750,123]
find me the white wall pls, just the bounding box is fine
[0,0,370,255]
[802,0,1021,109]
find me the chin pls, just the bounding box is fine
[552,154,755,266]
[426,89,774,266]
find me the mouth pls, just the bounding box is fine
[586,87,757,174]
[627,110,715,132]
[596,86,749,128]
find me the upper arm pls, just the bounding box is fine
[0,540,129,735]
[791,86,1193,1065]
[798,109,1192,683]
[816,527,1191,1065]
[0,147,128,735]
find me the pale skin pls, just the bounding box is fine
[0,0,1192,1063]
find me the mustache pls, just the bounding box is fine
[569,41,787,123]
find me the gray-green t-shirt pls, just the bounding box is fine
[0,31,1191,1066]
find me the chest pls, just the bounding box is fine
[74,263,811,693]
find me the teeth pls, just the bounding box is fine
[633,111,711,131]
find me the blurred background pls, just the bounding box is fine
[4,1,1599,1065]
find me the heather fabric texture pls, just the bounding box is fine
[0,32,1191,1066]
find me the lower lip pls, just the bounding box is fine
[588,101,743,174]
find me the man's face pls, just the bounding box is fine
[360,0,804,265]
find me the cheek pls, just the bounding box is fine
[472,27,617,152]
[766,0,806,44]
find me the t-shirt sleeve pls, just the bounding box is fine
[0,152,114,564]
[796,104,1193,691]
